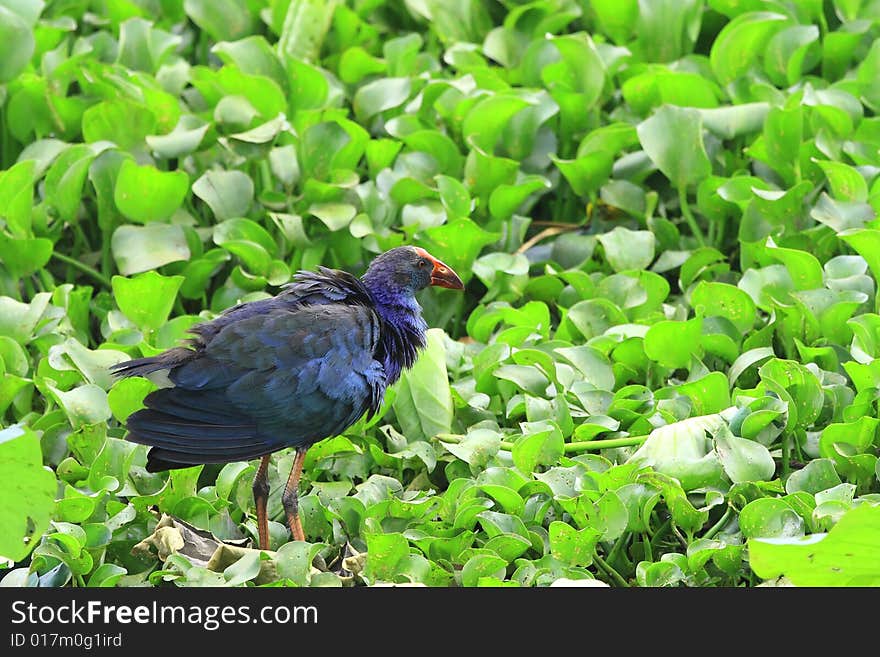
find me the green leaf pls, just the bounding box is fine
[111,224,191,276]
[644,317,703,369]
[107,377,154,423]
[0,236,52,278]
[117,17,181,73]
[353,77,411,122]
[461,553,507,587]
[393,329,453,441]
[112,271,185,331]
[637,105,711,188]
[47,384,112,428]
[710,12,790,84]
[82,100,157,151]
[597,227,656,272]
[114,160,189,223]
[628,414,726,491]
[512,425,564,474]
[739,498,804,539]
[690,281,756,334]
[277,0,337,64]
[44,145,96,223]
[146,116,210,159]
[192,170,254,220]
[784,458,841,495]
[549,521,600,567]
[275,541,326,587]
[813,159,868,203]
[308,203,356,231]
[551,152,612,198]
[0,425,56,561]
[364,532,410,583]
[0,159,34,237]
[714,428,776,483]
[749,504,880,585]
[184,0,253,42]
[0,5,35,83]
[223,551,263,586]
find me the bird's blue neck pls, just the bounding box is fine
[365,285,428,385]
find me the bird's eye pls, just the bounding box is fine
[418,259,428,268]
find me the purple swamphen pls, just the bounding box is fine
[111,246,463,549]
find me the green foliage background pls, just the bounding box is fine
[1,0,880,587]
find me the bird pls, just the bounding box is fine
[110,246,464,549]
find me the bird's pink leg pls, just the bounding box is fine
[252,455,271,550]
[282,447,308,542]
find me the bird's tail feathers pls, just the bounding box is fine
[110,347,195,379]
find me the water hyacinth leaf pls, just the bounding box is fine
[512,426,564,474]
[0,159,34,238]
[354,77,411,122]
[438,429,502,467]
[813,159,868,202]
[0,5,34,83]
[309,203,357,231]
[633,0,702,63]
[82,100,157,151]
[597,227,655,272]
[644,317,702,369]
[111,224,191,275]
[551,152,613,198]
[112,271,185,331]
[274,541,326,587]
[0,426,56,561]
[698,103,769,140]
[44,145,96,223]
[117,17,182,73]
[714,427,776,483]
[622,69,719,115]
[637,105,711,188]
[784,458,841,495]
[690,281,756,333]
[749,504,880,585]
[628,414,727,491]
[739,498,804,539]
[0,236,52,278]
[47,384,112,428]
[107,377,154,423]
[394,329,453,441]
[48,338,128,389]
[184,0,253,42]
[710,12,790,84]
[212,36,287,89]
[461,554,507,587]
[549,521,601,567]
[114,160,189,223]
[192,170,254,220]
[277,0,336,64]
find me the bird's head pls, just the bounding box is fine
[363,246,464,296]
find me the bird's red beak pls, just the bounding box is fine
[415,248,464,290]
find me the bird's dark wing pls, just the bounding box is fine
[123,303,386,470]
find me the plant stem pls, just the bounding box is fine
[649,517,672,552]
[781,432,790,478]
[607,531,629,565]
[437,434,650,453]
[594,553,629,588]
[678,185,706,247]
[642,533,653,562]
[563,435,650,453]
[702,507,733,541]
[51,251,112,288]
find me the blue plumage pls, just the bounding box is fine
[111,246,463,472]
[111,245,463,546]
